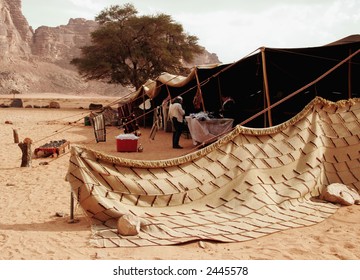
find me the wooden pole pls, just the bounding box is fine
[13,129,19,143]
[263,88,267,127]
[194,68,206,112]
[239,48,360,127]
[165,84,171,99]
[142,88,146,128]
[217,76,222,103]
[348,49,352,99]
[18,137,32,167]
[68,191,79,223]
[261,47,273,127]
[69,192,75,223]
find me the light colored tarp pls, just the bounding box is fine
[185,116,234,145]
[146,64,222,99]
[66,97,360,247]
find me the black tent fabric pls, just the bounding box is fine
[148,35,359,128]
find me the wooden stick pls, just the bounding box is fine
[13,129,19,143]
[261,47,273,127]
[68,192,79,224]
[70,192,74,222]
[18,138,32,167]
[240,48,360,127]
[348,49,352,99]
[194,68,206,112]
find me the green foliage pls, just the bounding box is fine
[71,3,202,89]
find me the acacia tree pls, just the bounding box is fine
[71,4,203,90]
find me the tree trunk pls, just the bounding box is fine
[18,138,33,167]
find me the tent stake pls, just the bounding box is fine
[18,138,32,167]
[68,191,79,223]
[13,129,19,143]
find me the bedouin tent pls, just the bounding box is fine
[139,34,359,128]
[66,35,360,247]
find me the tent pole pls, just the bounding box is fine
[69,191,75,223]
[165,84,172,100]
[217,76,222,103]
[348,49,352,99]
[261,47,273,127]
[240,48,360,127]
[263,87,267,127]
[195,68,206,112]
[142,88,146,128]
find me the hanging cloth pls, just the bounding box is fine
[92,114,106,142]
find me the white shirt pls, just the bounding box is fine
[169,102,185,122]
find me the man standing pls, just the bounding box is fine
[168,96,185,149]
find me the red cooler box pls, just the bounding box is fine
[116,134,139,152]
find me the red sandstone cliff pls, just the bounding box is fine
[0,0,220,95]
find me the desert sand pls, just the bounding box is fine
[0,93,360,261]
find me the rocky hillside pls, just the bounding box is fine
[0,0,220,96]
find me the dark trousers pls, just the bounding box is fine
[172,117,183,147]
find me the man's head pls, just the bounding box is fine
[173,96,183,104]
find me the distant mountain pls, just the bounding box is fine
[0,0,221,96]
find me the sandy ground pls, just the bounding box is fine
[0,94,360,260]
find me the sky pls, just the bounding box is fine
[22,0,359,64]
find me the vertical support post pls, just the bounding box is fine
[70,191,74,222]
[165,84,171,99]
[68,191,79,224]
[164,85,172,132]
[261,47,273,127]
[13,129,19,143]
[263,89,267,127]
[142,88,146,128]
[348,49,352,99]
[194,68,206,112]
[18,137,32,167]
[217,76,222,104]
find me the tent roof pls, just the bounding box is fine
[325,34,360,46]
[120,34,360,127]
[149,34,360,93]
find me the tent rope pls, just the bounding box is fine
[7,45,357,167]
[238,48,360,127]
[272,48,360,66]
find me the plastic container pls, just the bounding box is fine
[116,134,139,152]
[84,116,91,126]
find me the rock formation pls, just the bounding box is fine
[0,0,220,95]
[0,0,32,58]
[31,18,99,68]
